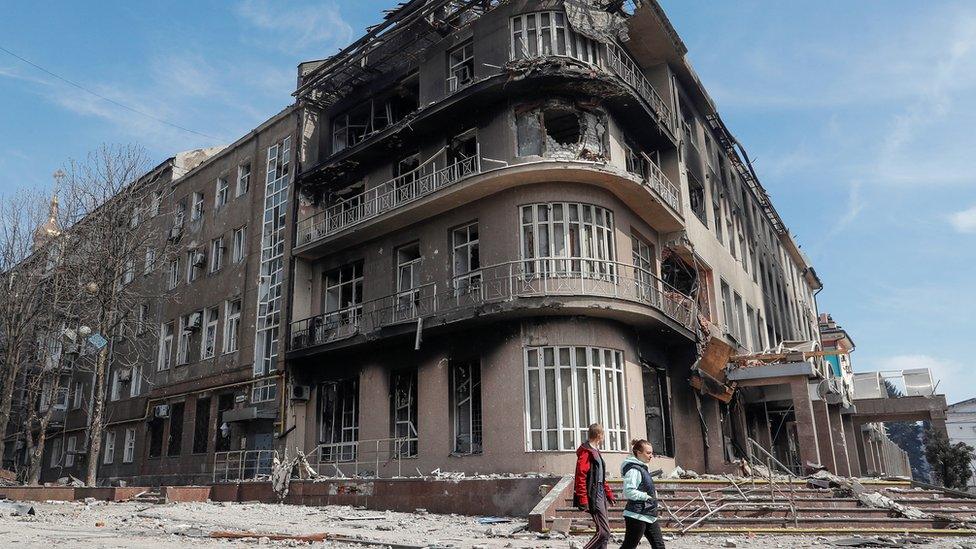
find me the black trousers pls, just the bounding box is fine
[619,516,666,549]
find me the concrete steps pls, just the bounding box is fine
[539,478,976,535]
[131,490,165,504]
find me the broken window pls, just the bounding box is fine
[452,221,481,295]
[511,12,597,63]
[448,129,479,168]
[447,41,474,92]
[396,243,422,320]
[688,172,707,226]
[319,378,359,463]
[525,346,627,452]
[520,202,615,278]
[720,280,734,338]
[515,103,608,160]
[193,397,211,454]
[323,261,363,329]
[331,73,420,154]
[167,401,185,456]
[215,393,234,453]
[631,233,656,302]
[391,369,418,458]
[451,360,482,455]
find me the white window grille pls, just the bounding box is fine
[123,428,136,463]
[158,322,174,371]
[224,299,241,353]
[524,346,628,452]
[252,137,290,400]
[324,261,363,326]
[452,222,480,294]
[631,234,656,301]
[202,307,219,359]
[396,244,422,319]
[511,12,597,63]
[215,177,229,209]
[519,203,616,277]
[236,163,251,197]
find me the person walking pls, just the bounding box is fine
[619,438,665,549]
[574,423,616,549]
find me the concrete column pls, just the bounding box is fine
[418,354,451,466]
[859,430,875,475]
[704,398,726,473]
[358,363,390,443]
[812,400,836,472]
[790,379,821,471]
[930,418,949,439]
[843,415,861,477]
[828,405,851,476]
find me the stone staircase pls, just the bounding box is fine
[533,477,976,535]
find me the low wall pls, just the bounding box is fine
[161,486,212,503]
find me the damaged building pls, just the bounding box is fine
[283,0,837,478]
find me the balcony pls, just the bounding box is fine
[604,43,677,137]
[289,257,697,353]
[296,148,482,250]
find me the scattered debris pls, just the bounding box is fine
[0,501,35,516]
[831,535,934,547]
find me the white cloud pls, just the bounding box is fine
[949,204,976,233]
[235,0,353,56]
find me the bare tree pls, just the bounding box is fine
[0,188,54,469]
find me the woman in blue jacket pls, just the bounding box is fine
[619,438,666,549]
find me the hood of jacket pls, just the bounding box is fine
[621,455,648,474]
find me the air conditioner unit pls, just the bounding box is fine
[192,252,207,267]
[168,226,183,241]
[154,404,170,418]
[291,385,311,401]
[186,312,203,330]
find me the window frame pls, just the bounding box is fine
[210,237,224,273]
[103,430,116,464]
[202,306,219,359]
[123,427,136,463]
[223,299,241,354]
[236,163,251,197]
[158,322,174,371]
[215,177,229,209]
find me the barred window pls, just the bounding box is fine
[524,346,628,452]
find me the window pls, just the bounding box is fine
[631,234,656,302]
[520,203,615,277]
[123,428,136,463]
[167,402,184,456]
[330,75,419,154]
[103,430,116,464]
[391,369,418,458]
[191,192,204,220]
[232,226,246,263]
[50,437,62,468]
[452,222,480,294]
[130,207,141,229]
[323,261,363,328]
[733,292,746,344]
[210,237,224,273]
[236,163,250,197]
[511,12,596,63]
[168,258,180,289]
[122,259,135,285]
[158,322,174,371]
[215,177,229,209]
[176,315,191,365]
[713,200,723,245]
[192,397,211,454]
[144,247,156,274]
[688,173,707,226]
[396,244,422,320]
[187,250,203,282]
[137,304,149,335]
[447,41,474,92]
[720,281,734,337]
[202,307,218,359]
[71,382,83,410]
[252,379,277,403]
[65,436,76,467]
[150,190,162,217]
[319,379,359,462]
[110,369,121,401]
[525,346,628,452]
[223,299,241,353]
[130,364,142,397]
[451,360,482,455]
[174,197,187,227]
[148,419,164,458]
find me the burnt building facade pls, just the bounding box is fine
[283,0,827,478]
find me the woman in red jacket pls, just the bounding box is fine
[574,423,616,549]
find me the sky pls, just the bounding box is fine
[1,1,973,403]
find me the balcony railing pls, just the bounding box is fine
[212,449,278,483]
[643,160,681,212]
[290,258,697,352]
[297,146,482,247]
[605,43,676,136]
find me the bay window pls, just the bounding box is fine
[524,346,628,452]
[520,203,615,277]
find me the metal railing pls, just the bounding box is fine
[290,258,697,351]
[212,449,278,483]
[605,43,676,135]
[643,159,681,212]
[310,437,413,478]
[297,147,482,246]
